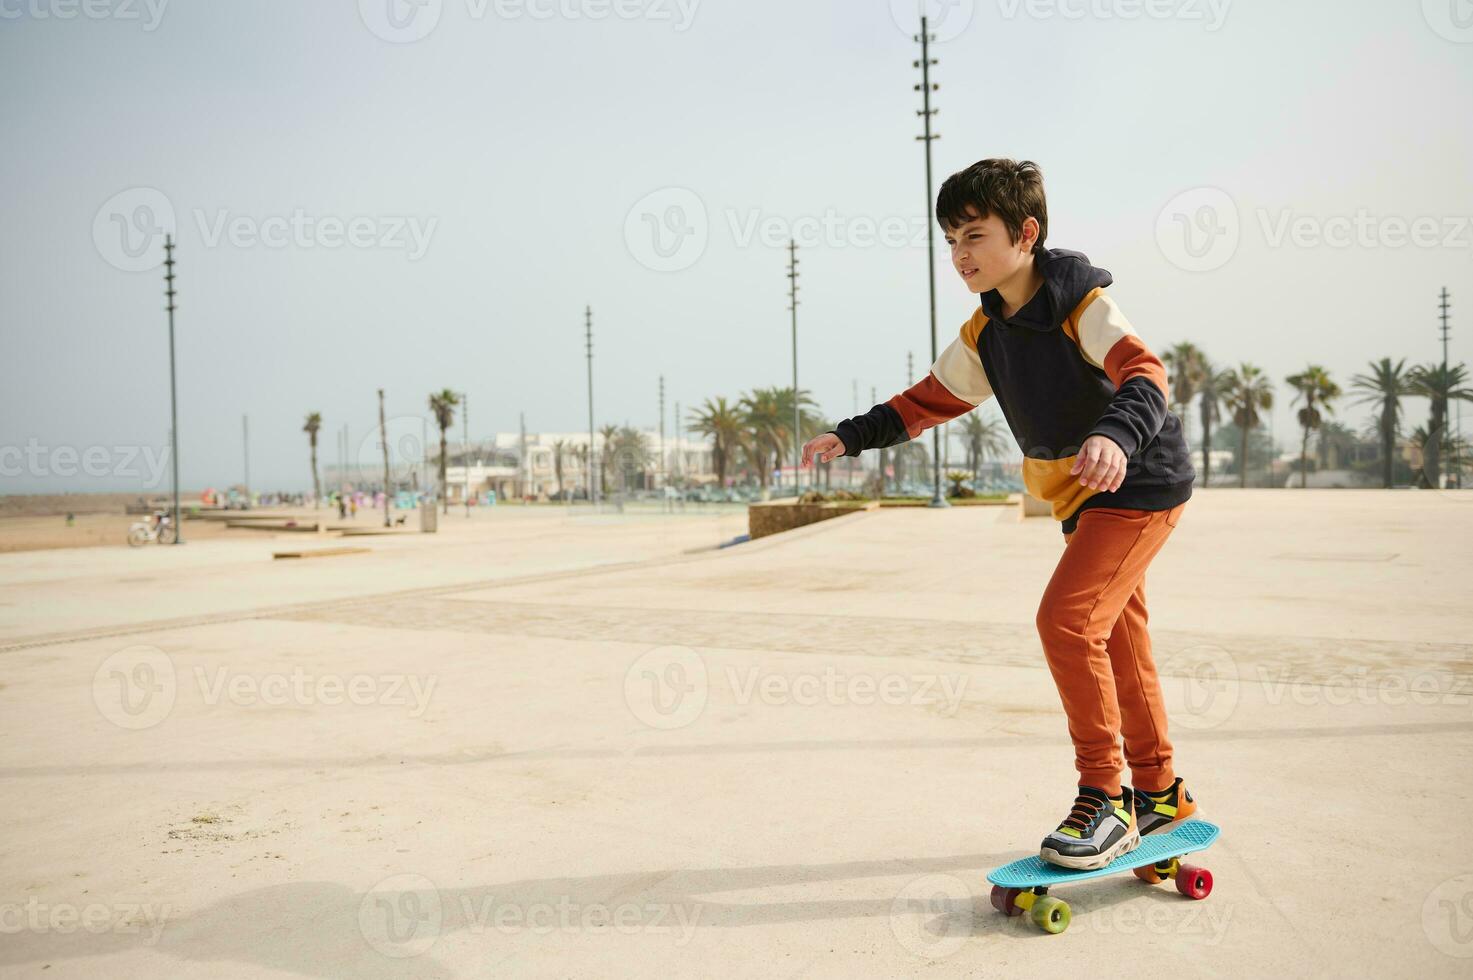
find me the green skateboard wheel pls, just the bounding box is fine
[1031,895,1070,934]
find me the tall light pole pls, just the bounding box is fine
[787,239,801,495]
[658,374,666,508]
[462,391,471,516]
[585,306,597,508]
[872,384,882,499]
[1440,287,1458,487]
[378,389,391,527]
[914,15,948,509]
[241,414,250,505]
[163,235,182,542]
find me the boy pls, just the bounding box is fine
[801,159,1197,870]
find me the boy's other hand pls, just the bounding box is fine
[1071,435,1127,491]
[802,433,846,467]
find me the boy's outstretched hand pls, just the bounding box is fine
[1071,434,1127,491]
[802,433,846,467]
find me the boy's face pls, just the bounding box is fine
[943,211,1038,294]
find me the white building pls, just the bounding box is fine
[441,429,717,502]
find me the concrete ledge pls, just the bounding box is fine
[747,499,878,540]
[1019,492,1052,519]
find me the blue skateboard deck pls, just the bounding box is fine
[986,820,1220,934]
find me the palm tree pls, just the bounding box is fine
[574,443,590,499]
[1220,364,1274,487]
[1194,359,1232,485]
[895,440,930,490]
[551,439,567,500]
[598,423,619,494]
[1285,365,1341,488]
[609,425,652,491]
[771,385,824,486]
[739,387,788,499]
[688,397,745,489]
[1408,362,1473,489]
[1162,342,1207,435]
[956,410,1010,486]
[1350,358,1416,488]
[1314,420,1359,471]
[303,412,322,507]
[429,389,459,513]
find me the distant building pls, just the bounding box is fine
[439,430,718,502]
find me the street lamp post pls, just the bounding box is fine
[914,15,949,509]
[163,235,183,542]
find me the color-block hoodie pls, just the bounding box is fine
[829,246,1195,533]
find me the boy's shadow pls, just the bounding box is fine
[0,847,1191,976]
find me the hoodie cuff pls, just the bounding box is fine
[1085,422,1140,460]
[829,425,859,457]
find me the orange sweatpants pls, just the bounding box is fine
[1036,502,1186,798]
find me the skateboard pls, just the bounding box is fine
[986,819,1219,934]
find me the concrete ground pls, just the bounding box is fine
[0,490,1469,978]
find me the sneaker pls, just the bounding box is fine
[1039,785,1140,870]
[1130,777,1198,836]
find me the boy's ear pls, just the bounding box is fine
[1019,216,1040,250]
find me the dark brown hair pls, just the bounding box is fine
[935,158,1048,251]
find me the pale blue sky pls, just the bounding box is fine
[3,0,1471,491]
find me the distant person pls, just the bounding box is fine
[802,159,1196,872]
[337,493,347,520]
